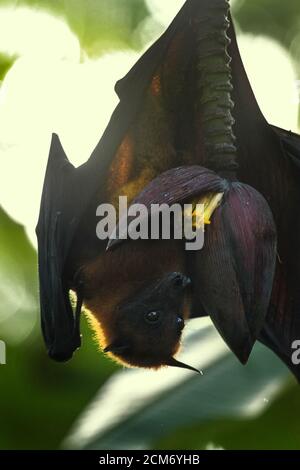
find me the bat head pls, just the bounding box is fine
[102,271,198,372]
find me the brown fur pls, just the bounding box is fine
[81,239,187,367]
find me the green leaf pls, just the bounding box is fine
[67,320,292,450]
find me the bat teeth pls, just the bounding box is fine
[194,182,277,364]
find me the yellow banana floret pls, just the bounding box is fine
[185,192,224,229]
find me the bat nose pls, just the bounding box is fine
[171,272,192,289]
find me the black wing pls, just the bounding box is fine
[37,0,300,374]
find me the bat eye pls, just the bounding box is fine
[171,273,192,289]
[176,316,185,331]
[144,311,161,324]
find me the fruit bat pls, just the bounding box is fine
[36,0,300,379]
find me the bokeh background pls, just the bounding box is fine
[0,0,300,450]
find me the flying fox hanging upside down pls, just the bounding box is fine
[36,0,300,379]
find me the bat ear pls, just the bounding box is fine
[107,166,228,250]
[166,357,200,374]
[193,183,277,364]
[104,342,129,355]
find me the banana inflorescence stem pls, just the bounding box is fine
[195,0,238,175]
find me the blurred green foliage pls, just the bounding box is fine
[0,53,15,80]
[0,0,150,56]
[67,326,295,450]
[0,0,300,450]
[157,382,300,450]
[233,0,300,69]
[0,208,118,449]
